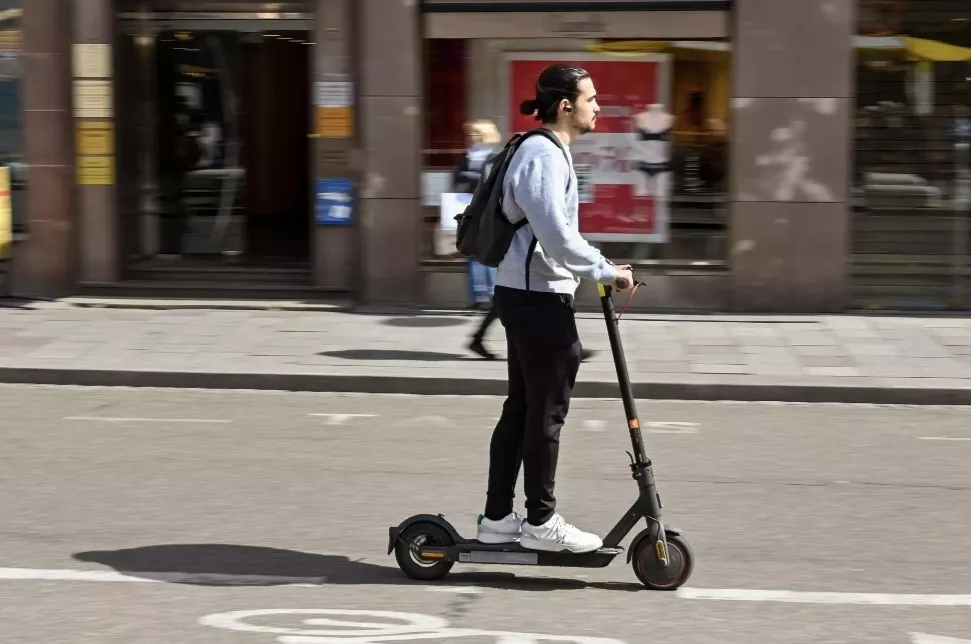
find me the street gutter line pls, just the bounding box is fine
[63,416,233,424]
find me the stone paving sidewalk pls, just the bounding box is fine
[2,299,971,403]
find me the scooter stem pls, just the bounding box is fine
[598,283,649,465]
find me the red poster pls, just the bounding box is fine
[507,53,670,242]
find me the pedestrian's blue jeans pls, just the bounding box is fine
[467,258,496,305]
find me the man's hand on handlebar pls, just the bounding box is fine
[612,265,634,292]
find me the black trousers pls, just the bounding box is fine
[471,301,499,342]
[484,285,583,526]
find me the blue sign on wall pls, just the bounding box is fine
[315,178,353,225]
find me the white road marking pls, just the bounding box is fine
[63,416,231,424]
[919,437,971,442]
[581,420,700,433]
[201,609,448,638]
[399,415,450,428]
[678,587,971,606]
[912,634,971,644]
[426,586,483,594]
[308,413,378,425]
[200,608,627,643]
[0,567,324,586]
[646,421,700,434]
[5,566,971,617]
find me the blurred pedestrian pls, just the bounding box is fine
[453,119,502,359]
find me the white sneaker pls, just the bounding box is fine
[520,513,603,553]
[476,512,523,544]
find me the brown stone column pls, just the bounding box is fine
[729,0,856,312]
[19,0,74,296]
[312,0,356,291]
[355,0,422,304]
[73,0,119,284]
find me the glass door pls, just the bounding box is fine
[116,17,312,268]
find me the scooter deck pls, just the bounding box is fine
[416,538,624,568]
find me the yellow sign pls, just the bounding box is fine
[0,166,10,260]
[316,107,353,138]
[76,121,114,156]
[77,156,115,185]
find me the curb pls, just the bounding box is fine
[2,367,971,405]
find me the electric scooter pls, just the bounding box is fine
[387,276,694,590]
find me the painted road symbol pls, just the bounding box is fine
[200,608,627,643]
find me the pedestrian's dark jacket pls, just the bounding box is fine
[453,143,499,193]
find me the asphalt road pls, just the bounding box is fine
[2,384,971,644]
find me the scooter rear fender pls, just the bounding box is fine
[387,514,463,555]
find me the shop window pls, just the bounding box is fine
[423,38,467,171]
[0,1,23,235]
[421,36,731,267]
[851,0,971,310]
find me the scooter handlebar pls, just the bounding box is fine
[603,265,642,295]
[615,270,642,291]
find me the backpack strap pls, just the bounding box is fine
[517,128,571,294]
[524,236,539,293]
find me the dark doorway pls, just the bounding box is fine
[241,32,311,261]
[154,30,311,264]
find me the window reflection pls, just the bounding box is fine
[421,37,730,265]
[852,0,971,310]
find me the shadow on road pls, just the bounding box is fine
[0,297,36,309]
[72,543,642,593]
[320,349,474,362]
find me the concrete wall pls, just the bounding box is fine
[16,0,74,297]
[356,0,423,304]
[312,0,356,291]
[728,0,856,312]
[74,0,119,284]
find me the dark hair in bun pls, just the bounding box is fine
[519,99,539,116]
[519,64,590,124]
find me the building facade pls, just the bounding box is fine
[3,1,963,312]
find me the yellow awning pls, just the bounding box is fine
[587,36,971,62]
[585,40,729,55]
[901,36,971,62]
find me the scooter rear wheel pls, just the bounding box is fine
[632,533,693,590]
[394,523,455,581]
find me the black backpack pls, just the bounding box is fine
[454,128,568,268]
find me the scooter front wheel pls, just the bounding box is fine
[394,523,455,581]
[632,533,693,590]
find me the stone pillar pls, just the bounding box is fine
[729,0,856,312]
[18,0,74,296]
[312,0,356,291]
[356,0,422,304]
[73,0,119,284]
